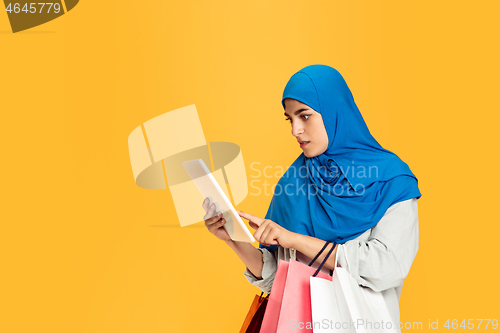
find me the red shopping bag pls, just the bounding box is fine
[260,241,336,333]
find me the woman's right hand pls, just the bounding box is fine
[202,197,232,242]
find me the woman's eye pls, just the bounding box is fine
[285,118,291,122]
[302,114,310,120]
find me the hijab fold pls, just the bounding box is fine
[261,65,421,251]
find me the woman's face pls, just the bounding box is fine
[284,98,329,158]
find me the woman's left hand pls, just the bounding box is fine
[237,211,296,248]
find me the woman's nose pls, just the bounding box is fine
[292,122,304,137]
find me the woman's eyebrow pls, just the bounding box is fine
[284,108,309,117]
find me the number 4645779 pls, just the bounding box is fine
[5,3,62,14]
[444,319,498,329]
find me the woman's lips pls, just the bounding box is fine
[299,141,310,148]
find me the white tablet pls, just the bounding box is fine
[182,159,255,243]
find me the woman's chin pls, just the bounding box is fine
[303,148,327,158]
[304,151,317,158]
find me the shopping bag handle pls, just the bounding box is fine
[307,240,337,277]
[307,240,331,266]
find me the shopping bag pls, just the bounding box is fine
[310,269,354,333]
[310,244,398,333]
[261,241,336,333]
[240,292,268,333]
[259,260,290,333]
[245,293,269,333]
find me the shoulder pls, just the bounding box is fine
[384,197,418,216]
[370,197,419,237]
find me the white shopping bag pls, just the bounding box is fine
[310,244,398,333]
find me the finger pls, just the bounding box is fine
[238,211,265,228]
[205,212,222,226]
[202,197,210,212]
[209,203,217,217]
[208,218,226,232]
[211,219,226,233]
[203,203,217,221]
[261,238,279,247]
[203,209,212,221]
[203,205,219,221]
[249,221,260,230]
[204,211,221,225]
[260,234,279,247]
[253,219,272,242]
[259,223,275,244]
[264,228,280,246]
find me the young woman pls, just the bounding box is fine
[203,64,421,326]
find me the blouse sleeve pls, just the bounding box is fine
[336,197,419,292]
[243,248,278,294]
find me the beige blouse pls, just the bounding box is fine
[243,197,419,328]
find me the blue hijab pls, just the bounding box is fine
[261,65,421,251]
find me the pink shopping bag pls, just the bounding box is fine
[260,261,290,333]
[277,260,332,332]
[260,241,336,333]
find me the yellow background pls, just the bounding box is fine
[1,1,499,332]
